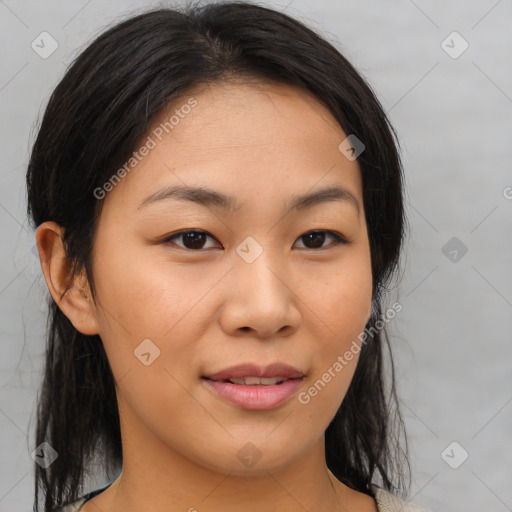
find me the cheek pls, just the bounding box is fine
[297,251,372,411]
[92,241,187,336]
[305,252,372,342]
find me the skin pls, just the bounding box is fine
[37,78,377,512]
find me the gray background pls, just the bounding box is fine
[1,0,511,510]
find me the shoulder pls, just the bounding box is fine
[372,485,432,512]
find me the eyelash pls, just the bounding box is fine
[162,229,350,251]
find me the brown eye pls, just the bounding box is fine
[294,230,349,250]
[163,229,349,252]
[163,230,220,250]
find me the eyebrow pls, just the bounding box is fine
[137,184,360,215]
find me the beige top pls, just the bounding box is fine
[372,486,431,511]
[57,484,431,512]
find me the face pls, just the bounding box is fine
[87,79,373,475]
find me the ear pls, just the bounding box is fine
[35,221,100,335]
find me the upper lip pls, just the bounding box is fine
[203,362,305,381]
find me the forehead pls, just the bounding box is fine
[158,78,345,148]
[99,79,363,216]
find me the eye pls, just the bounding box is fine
[163,229,349,251]
[293,230,349,250]
[163,230,221,250]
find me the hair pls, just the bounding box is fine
[26,1,410,510]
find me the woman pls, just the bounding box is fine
[27,2,430,511]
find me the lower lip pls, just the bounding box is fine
[202,378,303,410]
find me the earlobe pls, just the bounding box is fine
[35,221,100,336]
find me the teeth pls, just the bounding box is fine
[228,376,287,386]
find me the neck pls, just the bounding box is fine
[86,415,354,512]
[81,392,380,512]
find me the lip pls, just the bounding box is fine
[201,362,306,410]
[202,377,304,410]
[203,362,305,381]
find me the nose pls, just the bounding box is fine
[218,249,301,339]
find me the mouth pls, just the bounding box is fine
[201,376,305,411]
[200,362,306,410]
[202,362,305,382]
[202,376,294,386]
